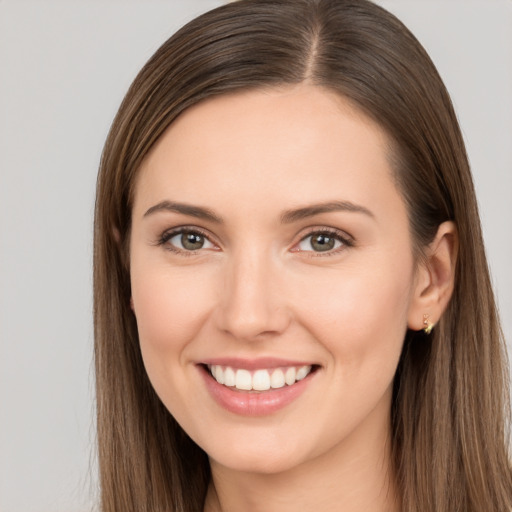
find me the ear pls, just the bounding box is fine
[407,221,458,331]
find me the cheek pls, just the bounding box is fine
[130,262,220,420]
[131,263,217,360]
[287,262,414,444]
[294,259,414,373]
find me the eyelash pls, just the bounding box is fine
[156,226,354,256]
[294,228,354,257]
[156,226,216,256]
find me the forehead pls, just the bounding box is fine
[133,85,402,223]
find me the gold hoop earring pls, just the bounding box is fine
[423,314,434,334]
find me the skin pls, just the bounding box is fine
[129,85,457,512]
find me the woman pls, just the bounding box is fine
[93,0,512,510]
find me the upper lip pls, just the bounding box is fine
[199,357,317,370]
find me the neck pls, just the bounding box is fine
[204,408,399,512]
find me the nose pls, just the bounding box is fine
[214,249,291,341]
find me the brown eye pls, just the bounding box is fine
[310,234,336,252]
[296,231,348,253]
[165,230,215,252]
[181,232,205,250]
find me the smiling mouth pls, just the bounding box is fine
[206,364,317,392]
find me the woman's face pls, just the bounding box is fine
[130,85,423,475]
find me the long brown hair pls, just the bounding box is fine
[94,0,512,510]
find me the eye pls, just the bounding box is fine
[160,228,216,253]
[294,230,351,254]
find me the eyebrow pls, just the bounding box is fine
[143,200,224,223]
[281,201,375,223]
[143,199,374,224]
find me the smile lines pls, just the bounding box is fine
[207,364,313,391]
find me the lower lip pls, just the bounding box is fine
[199,366,315,416]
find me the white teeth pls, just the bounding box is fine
[235,369,252,390]
[285,367,296,386]
[224,366,236,387]
[213,365,224,385]
[296,365,310,380]
[252,369,271,391]
[209,364,313,391]
[270,368,285,388]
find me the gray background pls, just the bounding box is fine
[0,1,510,511]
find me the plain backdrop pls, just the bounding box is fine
[0,1,511,511]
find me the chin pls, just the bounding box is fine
[211,452,302,475]
[204,431,315,475]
